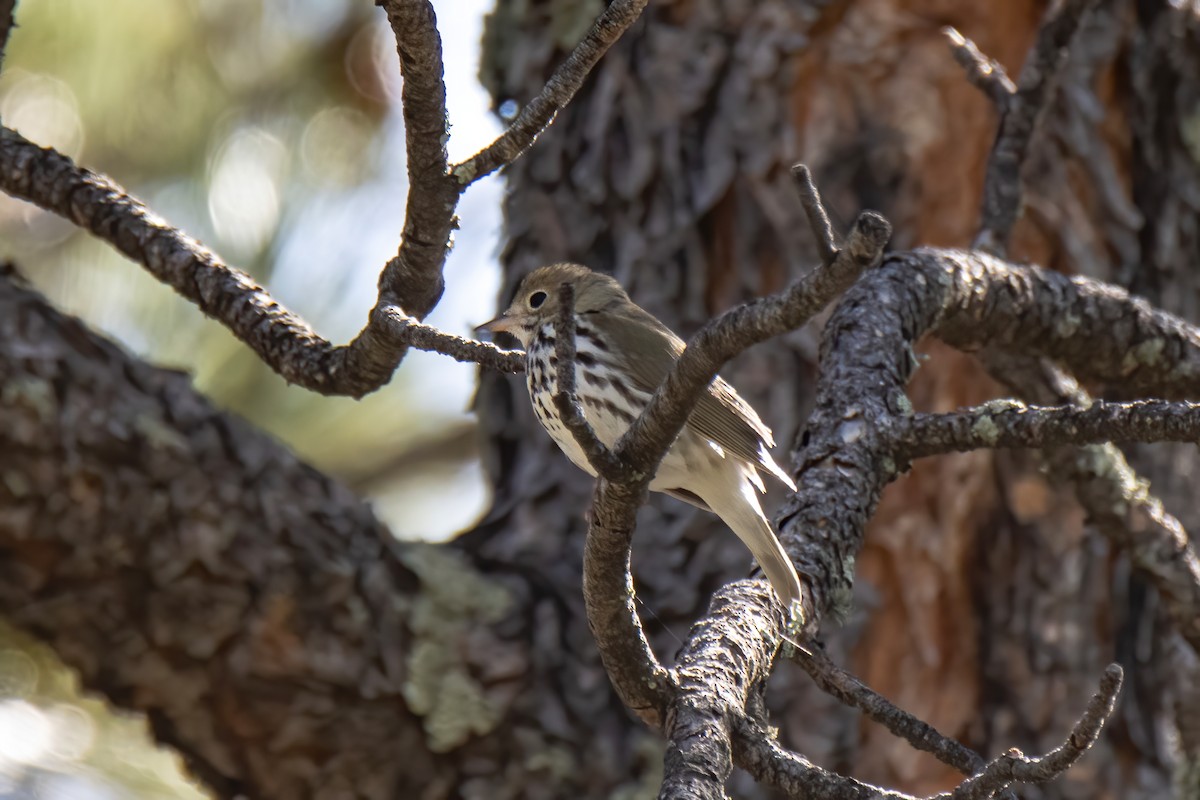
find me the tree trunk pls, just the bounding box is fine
[471,0,1199,796]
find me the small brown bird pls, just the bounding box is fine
[478,263,802,610]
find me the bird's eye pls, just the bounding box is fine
[528,291,547,309]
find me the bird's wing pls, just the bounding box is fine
[597,304,795,492]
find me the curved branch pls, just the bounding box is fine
[949,665,1123,800]
[552,282,624,479]
[0,129,522,393]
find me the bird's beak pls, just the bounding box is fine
[475,314,517,336]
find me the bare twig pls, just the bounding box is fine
[969,0,1098,256]
[948,665,1123,800]
[551,282,624,479]
[732,664,1122,800]
[378,306,524,372]
[452,0,650,186]
[792,647,987,777]
[792,164,839,264]
[942,27,1016,108]
[897,399,1200,460]
[734,714,916,800]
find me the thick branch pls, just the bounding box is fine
[0,268,438,796]
[660,583,781,800]
[452,0,650,186]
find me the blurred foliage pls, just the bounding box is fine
[0,0,503,796]
[0,622,205,798]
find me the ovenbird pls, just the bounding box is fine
[478,263,802,609]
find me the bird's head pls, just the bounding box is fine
[475,263,629,348]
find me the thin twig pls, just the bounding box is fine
[452,0,650,186]
[792,164,839,264]
[551,282,624,479]
[947,665,1123,800]
[897,399,1200,461]
[377,307,524,373]
[970,0,1098,256]
[792,646,987,776]
[735,712,927,799]
[942,27,1016,108]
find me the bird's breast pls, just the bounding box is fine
[525,326,649,475]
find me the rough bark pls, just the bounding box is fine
[0,266,662,799]
[1,0,1197,797]
[474,0,1197,796]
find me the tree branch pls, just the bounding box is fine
[353,0,462,383]
[897,399,1200,460]
[967,0,1098,256]
[452,0,650,186]
[660,582,781,800]
[0,267,442,796]
[0,128,524,393]
[791,647,987,778]
[552,282,624,479]
[948,665,1123,800]
[0,0,648,397]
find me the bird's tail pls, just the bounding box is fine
[706,479,802,610]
